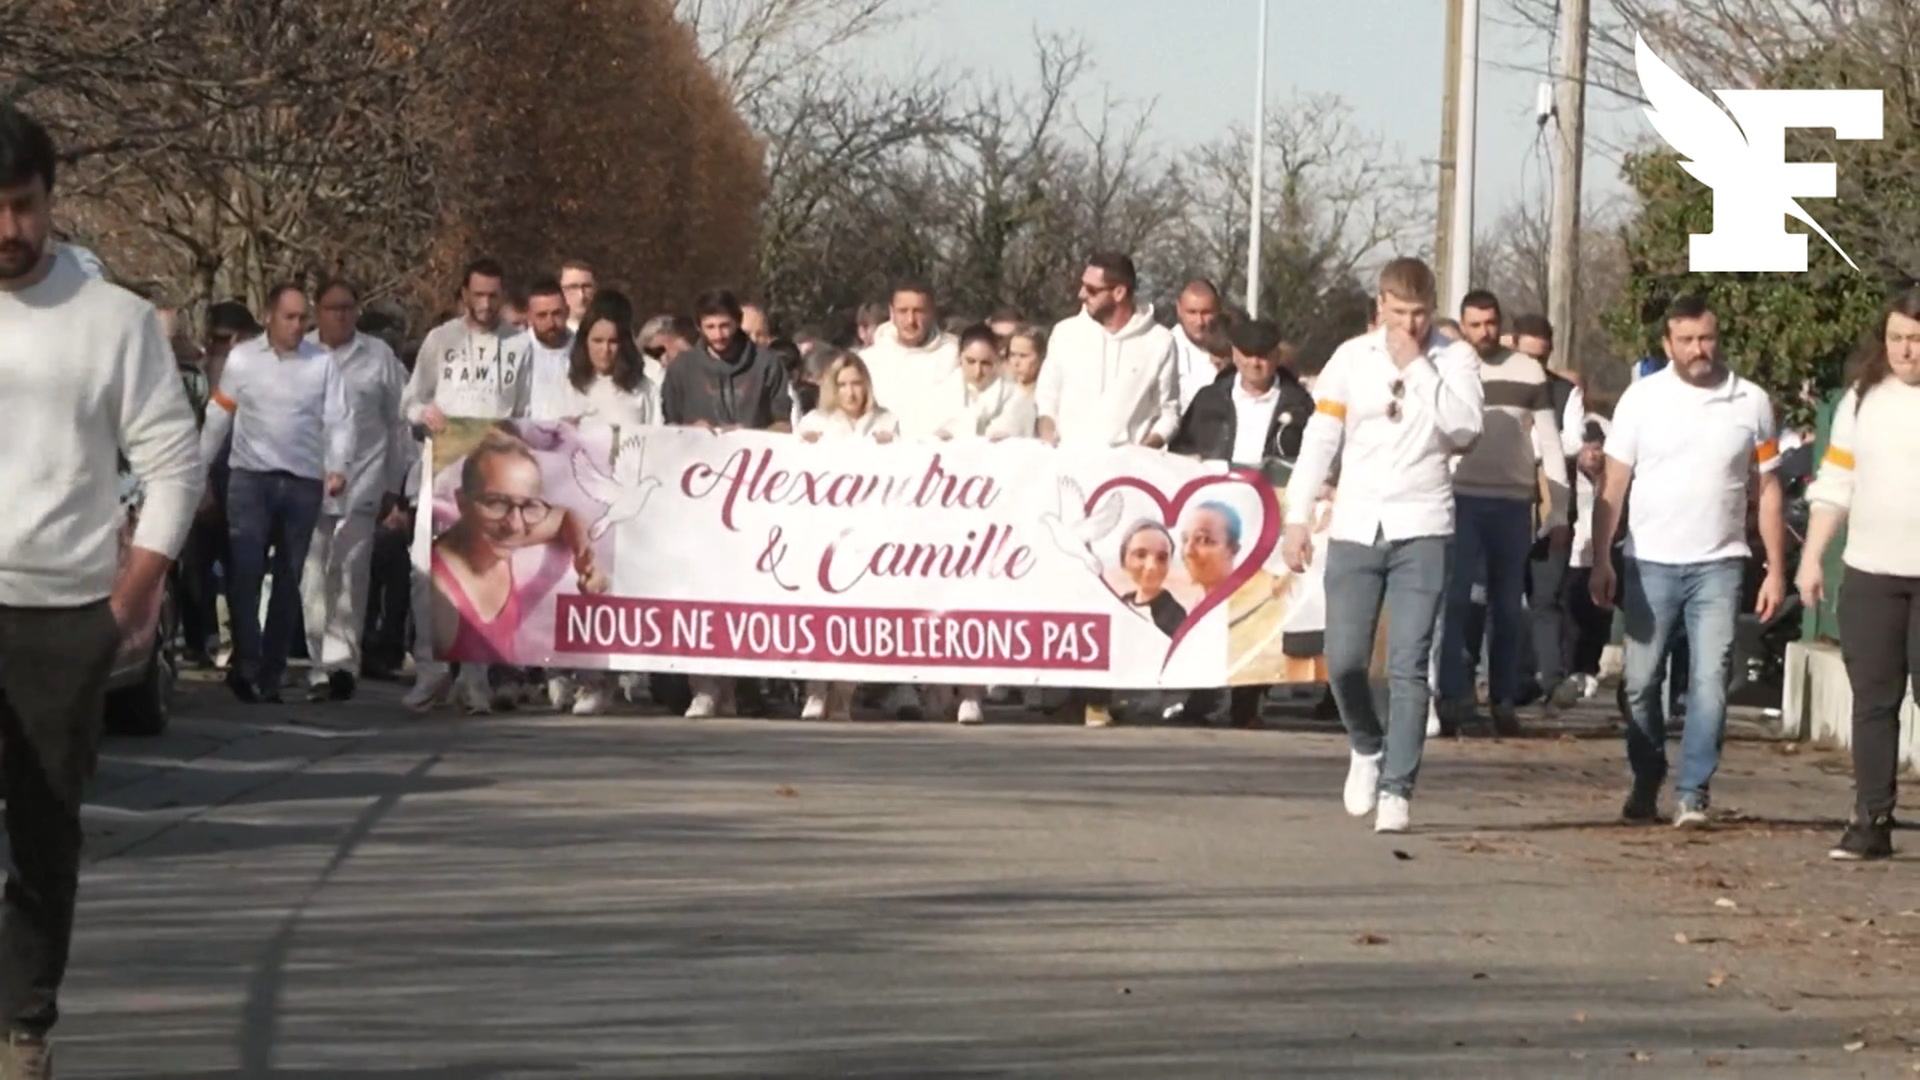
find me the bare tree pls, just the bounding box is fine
[1164,95,1430,363]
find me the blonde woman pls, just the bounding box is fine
[797,349,901,443]
[797,350,897,721]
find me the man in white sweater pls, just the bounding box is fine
[861,279,959,442]
[0,103,203,1074]
[1036,251,1180,728]
[199,284,352,704]
[400,257,533,712]
[1036,252,1180,451]
[301,279,413,703]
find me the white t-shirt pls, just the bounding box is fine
[1605,366,1778,564]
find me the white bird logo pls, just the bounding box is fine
[1635,33,1860,270]
[570,444,660,541]
[1039,476,1125,577]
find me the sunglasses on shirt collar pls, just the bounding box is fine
[1386,378,1406,422]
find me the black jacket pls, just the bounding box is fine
[1171,368,1316,481]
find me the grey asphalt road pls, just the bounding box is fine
[33,678,1919,1078]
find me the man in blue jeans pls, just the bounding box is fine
[1283,257,1484,833]
[1435,292,1569,735]
[199,284,352,702]
[1588,296,1787,827]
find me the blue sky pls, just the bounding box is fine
[871,0,1652,231]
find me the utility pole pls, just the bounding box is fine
[1246,0,1271,317]
[1435,0,1463,307]
[1446,0,1480,317]
[1546,0,1591,373]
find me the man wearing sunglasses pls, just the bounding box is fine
[1282,257,1484,833]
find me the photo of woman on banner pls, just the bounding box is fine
[426,421,613,666]
[1116,519,1187,637]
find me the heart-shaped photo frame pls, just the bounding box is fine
[1080,470,1282,671]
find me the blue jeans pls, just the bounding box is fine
[1620,557,1743,803]
[1439,495,1533,706]
[1325,534,1452,797]
[226,469,324,690]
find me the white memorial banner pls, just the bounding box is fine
[416,420,1339,687]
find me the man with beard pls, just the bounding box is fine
[0,103,203,1077]
[401,258,533,713]
[661,289,793,719]
[524,278,576,422]
[1589,296,1786,829]
[1036,252,1180,727]
[1433,291,1569,737]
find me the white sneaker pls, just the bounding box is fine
[546,675,575,712]
[1344,751,1383,817]
[956,698,984,725]
[571,686,609,716]
[685,692,717,719]
[402,668,452,712]
[1425,702,1441,737]
[454,668,493,715]
[1374,793,1411,833]
[800,695,826,721]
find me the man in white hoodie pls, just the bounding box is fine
[400,257,533,712]
[1170,279,1224,413]
[860,279,960,441]
[1036,251,1180,728]
[1036,251,1180,451]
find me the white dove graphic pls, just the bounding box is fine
[1635,33,1860,270]
[1039,475,1125,577]
[570,444,660,541]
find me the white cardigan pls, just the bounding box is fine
[928,371,1036,440]
[796,406,901,440]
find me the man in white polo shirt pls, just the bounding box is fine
[1589,296,1787,828]
[1283,257,1485,833]
[200,283,352,703]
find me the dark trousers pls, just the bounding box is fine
[0,600,120,1037]
[1837,567,1920,819]
[226,469,324,691]
[1564,566,1612,676]
[362,522,413,673]
[1528,536,1571,688]
[178,504,227,658]
[1183,686,1267,727]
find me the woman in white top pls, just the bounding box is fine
[1004,325,1046,406]
[554,301,658,716]
[1797,289,1920,861]
[798,351,898,721]
[926,324,1036,724]
[931,323,1036,442]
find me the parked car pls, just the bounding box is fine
[105,470,179,736]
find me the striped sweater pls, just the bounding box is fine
[1449,349,1569,526]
